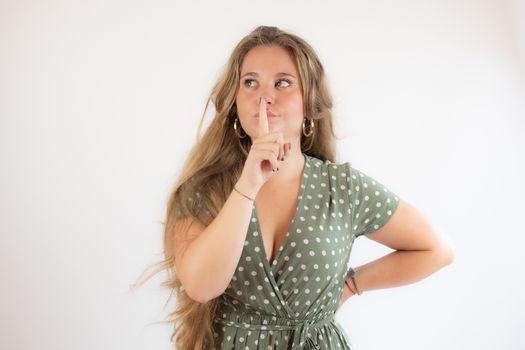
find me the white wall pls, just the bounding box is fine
[1,0,524,349]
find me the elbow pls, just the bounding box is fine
[434,229,455,266]
[436,244,455,266]
[443,237,456,265]
[191,295,211,304]
[445,247,455,265]
[177,267,214,303]
[184,283,211,304]
[182,279,225,304]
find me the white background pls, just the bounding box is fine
[1,0,524,349]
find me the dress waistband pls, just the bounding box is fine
[214,309,334,349]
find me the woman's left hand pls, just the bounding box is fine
[338,279,356,309]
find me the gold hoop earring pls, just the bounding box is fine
[234,117,247,138]
[302,117,314,137]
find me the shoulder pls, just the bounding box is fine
[304,155,353,198]
[306,154,352,178]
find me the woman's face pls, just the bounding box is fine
[236,45,304,141]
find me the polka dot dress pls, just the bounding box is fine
[212,153,400,349]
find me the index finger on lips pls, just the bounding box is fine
[258,97,269,137]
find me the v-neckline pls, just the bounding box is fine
[252,153,310,270]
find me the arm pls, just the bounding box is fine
[176,98,287,303]
[174,179,258,304]
[338,199,454,306]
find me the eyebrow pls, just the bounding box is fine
[241,72,297,79]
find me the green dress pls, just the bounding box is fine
[212,153,401,349]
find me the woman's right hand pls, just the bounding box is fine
[235,97,291,198]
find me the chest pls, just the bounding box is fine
[255,178,301,265]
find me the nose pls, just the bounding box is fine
[259,96,274,105]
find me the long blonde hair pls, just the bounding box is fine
[132,25,341,349]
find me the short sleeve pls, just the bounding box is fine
[346,163,401,238]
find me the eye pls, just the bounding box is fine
[243,79,256,88]
[242,78,293,88]
[277,79,292,88]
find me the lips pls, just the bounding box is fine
[255,111,277,118]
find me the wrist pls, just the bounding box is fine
[345,278,357,296]
[347,267,363,295]
[235,179,260,200]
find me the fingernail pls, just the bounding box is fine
[280,155,284,161]
[277,167,280,171]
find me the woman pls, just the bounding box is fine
[138,25,455,349]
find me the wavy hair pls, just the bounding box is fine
[132,25,341,349]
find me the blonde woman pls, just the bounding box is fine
[137,25,455,349]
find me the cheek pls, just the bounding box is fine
[286,95,304,116]
[237,87,254,101]
[235,94,249,114]
[236,87,254,101]
[237,103,250,118]
[235,97,253,128]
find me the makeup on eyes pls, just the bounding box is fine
[242,78,292,88]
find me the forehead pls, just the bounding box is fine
[240,45,298,75]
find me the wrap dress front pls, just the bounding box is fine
[211,153,401,349]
